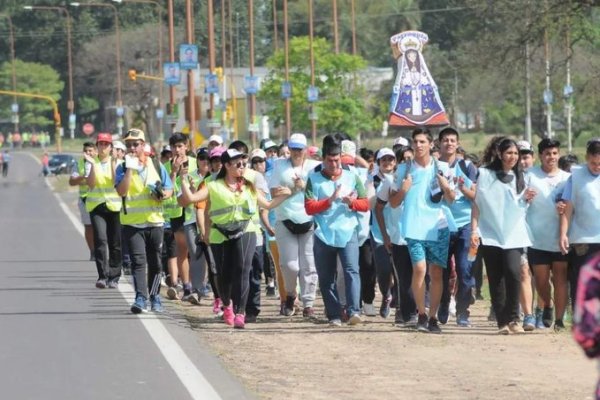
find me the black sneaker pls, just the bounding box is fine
[554,319,566,332]
[416,313,429,333]
[394,309,404,325]
[428,317,442,334]
[542,307,554,328]
[283,296,296,316]
[245,314,258,323]
[266,285,276,297]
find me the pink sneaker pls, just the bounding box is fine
[223,304,234,326]
[234,314,245,329]
[213,298,223,316]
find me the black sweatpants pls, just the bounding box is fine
[212,232,257,315]
[123,225,164,299]
[359,240,376,305]
[90,203,122,281]
[481,245,522,328]
[391,244,416,320]
[568,243,600,310]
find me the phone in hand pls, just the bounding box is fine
[182,160,189,169]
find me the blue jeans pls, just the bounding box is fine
[441,224,475,315]
[314,232,361,320]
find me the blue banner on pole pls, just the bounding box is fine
[307,86,319,103]
[244,75,259,94]
[179,44,198,70]
[281,81,292,99]
[163,63,181,86]
[205,73,219,94]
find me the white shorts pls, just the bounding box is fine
[78,198,91,225]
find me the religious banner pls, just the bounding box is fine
[388,30,449,127]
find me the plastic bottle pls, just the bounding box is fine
[467,242,479,262]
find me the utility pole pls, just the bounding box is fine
[167,0,176,133]
[543,0,553,138]
[185,0,196,148]
[350,0,357,56]
[565,10,573,152]
[308,0,316,145]
[248,0,257,148]
[332,0,339,54]
[207,0,216,135]
[272,0,279,51]
[283,0,291,138]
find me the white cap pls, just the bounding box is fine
[250,148,267,160]
[208,134,224,145]
[393,137,409,147]
[261,139,278,151]
[341,140,356,157]
[113,141,126,151]
[517,140,534,153]
[288,133,307,149]
[376,147,395,161]
[161,145,172,153]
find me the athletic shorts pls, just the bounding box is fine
[406,228,450,267]
[162,228,177,259]
[170,215,185,233]
[527,247,568,266]
[78,197,91,225]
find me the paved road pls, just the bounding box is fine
[0,152,253,400]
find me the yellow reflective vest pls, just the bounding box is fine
[120,159,165,226]
[85,156,122,213]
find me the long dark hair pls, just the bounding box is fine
[481,135,506,167]
[485,138,525,194]
[215,159,256,194]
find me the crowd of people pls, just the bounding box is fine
[66,126,600,333]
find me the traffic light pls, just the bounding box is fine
[215,67,223,82]
[128,69,137,81]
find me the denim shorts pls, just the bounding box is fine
[406,228,450,267]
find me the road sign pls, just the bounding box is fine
[82,123,94,136]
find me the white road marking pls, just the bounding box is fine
[46,174,222,400]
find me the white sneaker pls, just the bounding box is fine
[449,295,457,317]
[348,313,363,326]
[362,303,376,316]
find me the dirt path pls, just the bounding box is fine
[172,291,596,400]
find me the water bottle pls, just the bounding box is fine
[467,242,479,262]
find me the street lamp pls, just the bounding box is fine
[70,2,123,135]
[0,13,18,133]
[23,5,76,139]
[112,0,164,139]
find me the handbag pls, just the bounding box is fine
[213,220,250,240]
[282,219,313,235]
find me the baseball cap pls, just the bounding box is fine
[288,133,307,150]
[208,134,223,145]
[250,148,267,161]
[341,140,356,157]
[393,137,409,148]
[96,132,112,143]
[376,147,395,161]
[113,141,126,151]
[221,148,247,164]
[123,128,146,142]
[161,145,172,154]
[261,139,278,151]
[517,140,534,154]
[209,146,226,160]
[196,147,209,158]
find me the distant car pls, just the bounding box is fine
[48,154,77,175]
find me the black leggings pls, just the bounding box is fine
[359,240,376,304]
[481,245,522,328]
[391,244,416,320]
[211,232,257,314]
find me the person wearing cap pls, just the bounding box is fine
[160,145,173,164]
[368,147,398,319]
[180,148,291,329]
[387,128,456,334]
[392,136,411,154]
[261,139,279,171]
[471,137,534,335]
[193,145,226,316]
[207,134,224,151]
[436,127,478,327]
[164,133,203,304]
[250,148,280,300]
[268,133,320,317]
[375,148,417,325]
[516,139,536,329]
[112,141,126,161]
[196,147,210,178]
[524,138,570,331]
[559,138,600,311]
[116,128,174,314]
[69,141,97,262]
[83,133,123,289]
[304,135,370,326]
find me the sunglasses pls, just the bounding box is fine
[231,161,246,168]
[126,141,143,148]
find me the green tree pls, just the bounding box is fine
[259,36,377,137]
[0,60,64,129]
